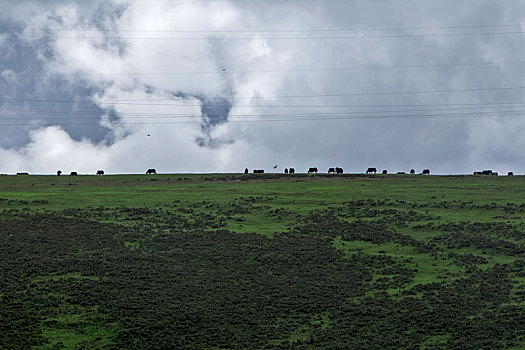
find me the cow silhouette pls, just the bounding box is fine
[410,169,415,174]
[508,171,514,176]
[289,168,295,174]
[244,168,248,174]
[397,172,405,175]
[284,168,288,174]
[328,167,335,174]
[336,167,343,174]
[70,172,78,176]
[366,168,377,174]
[146,168,156,175]
[422,169,430,175]
[96,170,104,175]
[57,170,62,176]
[253,169,264,174]
[308,167,318,174]
[382,170,388,175]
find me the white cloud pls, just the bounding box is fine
[1,0,525,174]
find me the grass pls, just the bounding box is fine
[2,173,525,348]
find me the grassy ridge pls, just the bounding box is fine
[1,173,525,348]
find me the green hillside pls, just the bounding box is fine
[2,173,525,349]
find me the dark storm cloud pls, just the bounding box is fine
[195,97,233,148]
[0,32,112,147]
[0,1,131,148]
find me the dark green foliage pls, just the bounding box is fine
[1,174,525,348]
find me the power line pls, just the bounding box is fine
[11,30,525,40]
[1,23,523,33]
[0,113,517,126]
[3,105,525,119]
[5,100,525,109]
[4,60,524,77]
[1,110,525,126]
[3,85,525,106]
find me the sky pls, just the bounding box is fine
[1,0,525,174]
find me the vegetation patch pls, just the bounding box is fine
[1,174,525,348]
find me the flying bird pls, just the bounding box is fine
[273,165,277,169]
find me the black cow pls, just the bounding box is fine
[70,172,78,176]
[308,167,318,174]
[336,167,343,174]
[16,172,29,175]
[328,167,336,174]
[244,168,248,174]
[508,171,514,176]
[289,168,295,174]
[422,169,430,175]
[284,168,288,174]
[397,172,405,175]
[481,170,493,175]
[253,169,264,174]
[473,171,482,175]
[410,169,415,174]
[382,169,388,175]
[96,170,104,175]
[57,170,62,176]
[366,168,377,174]
[146,168,156,175]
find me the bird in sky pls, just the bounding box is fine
[273,165,277,169]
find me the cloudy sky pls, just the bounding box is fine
[1,0,525,174]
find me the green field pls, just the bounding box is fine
[2,173,525,349]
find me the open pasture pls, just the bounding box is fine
[2,173,525,349]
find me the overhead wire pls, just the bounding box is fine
[2,108,525,126]
[4,104,525,119]
[10,30,525,40]
[2,60,525,77]
[0,111,524,126]
[3,85,525,107]
[1,22,523,33]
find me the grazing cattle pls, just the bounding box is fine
[289,168,295,174]
[308,167,318,174]
[96,170,104,175]
[410,169,415,174]
[284,168,288,174]
[336,167,343,174]
[508,171,514,176]
[253,169,264,174]
[57,170,62,176]
[244,168,248,174]
[328,167,336,174]
[366,168,377,174]
[16,172,29,175]
[490,172,499,176]
[146,168,156,175]
[70,172,78,176]
[422,169,430,175]
[397,172,405,175]
[382,170,388,175]
[481,170,493,175]
[473,171,482,175]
